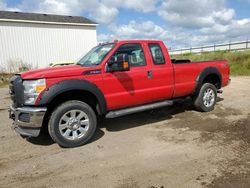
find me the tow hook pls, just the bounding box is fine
[217,90,223,94]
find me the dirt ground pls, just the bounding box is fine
[0,77,250,188]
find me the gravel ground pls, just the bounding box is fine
[0,77,250,188]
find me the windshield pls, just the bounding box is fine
[77,43,115,67]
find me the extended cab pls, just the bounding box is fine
[9,40,230,147]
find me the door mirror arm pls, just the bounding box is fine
[107,54,130,72]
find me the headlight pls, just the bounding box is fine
[23,79,46,105]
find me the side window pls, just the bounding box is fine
[148,44,165,65]
[112,43,146,67]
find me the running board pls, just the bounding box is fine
[105,100,173,119]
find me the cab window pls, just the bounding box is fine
[148,44,165,65]
[112,43,146,67]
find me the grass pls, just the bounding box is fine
[0,73,13,87]
[171,50,250,76]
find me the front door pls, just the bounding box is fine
[102,43,156,110]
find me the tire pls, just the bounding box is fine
[193,83,217,112]
[48,100,97,148]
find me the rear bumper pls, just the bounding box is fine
[9,106,47,137]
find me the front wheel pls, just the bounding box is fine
[48,100,97,148]
[193,83,217,112]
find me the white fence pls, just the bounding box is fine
[169,40,250,55]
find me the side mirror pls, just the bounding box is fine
[107,54,130,72]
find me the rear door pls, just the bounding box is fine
[145,42,175,99]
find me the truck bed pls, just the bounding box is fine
[173,60,230,98]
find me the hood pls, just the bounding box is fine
[20,65,86,79]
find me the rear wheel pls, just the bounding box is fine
[193,83,217,112]
[48,100,97,148]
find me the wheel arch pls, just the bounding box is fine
[37,80,107,115]
[194,67,222,95]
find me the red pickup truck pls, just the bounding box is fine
[9,40,230,147]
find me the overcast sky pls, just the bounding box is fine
[1,0,250,49]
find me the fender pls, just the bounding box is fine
[37,79,107,114]
[194,67,222,94]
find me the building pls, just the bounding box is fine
[0,11,97,71]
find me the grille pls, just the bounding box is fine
[9,75,24,107]
[9,79,15,104]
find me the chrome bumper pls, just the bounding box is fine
[9,106,47,137]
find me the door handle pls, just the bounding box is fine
[147,71,153,79]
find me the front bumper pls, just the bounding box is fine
[9,106,47,137]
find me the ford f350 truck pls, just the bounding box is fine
[9,40,230,148]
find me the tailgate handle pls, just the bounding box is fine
[147,71,153,79]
